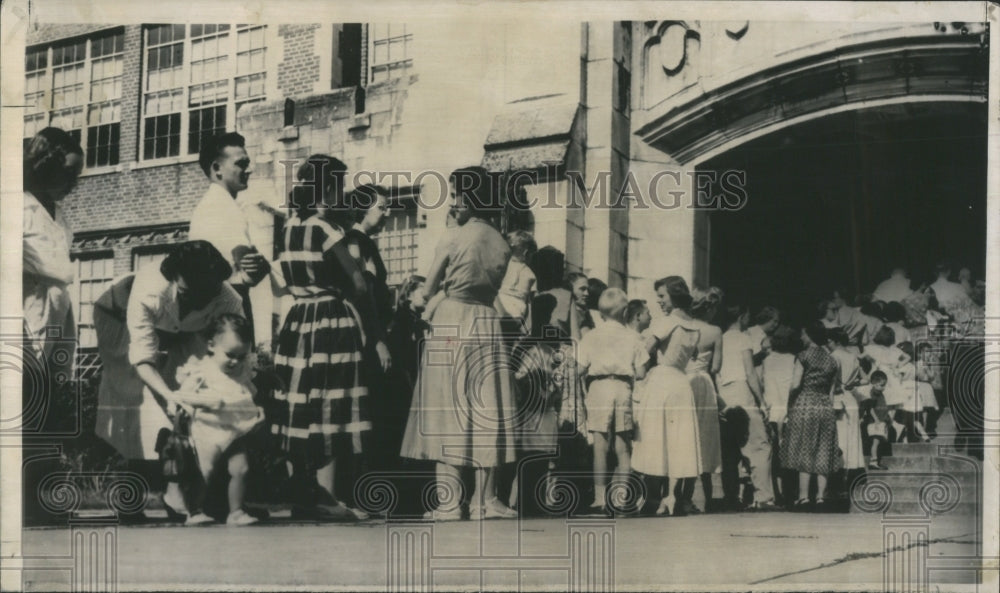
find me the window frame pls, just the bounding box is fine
[69,251,116,351]
[24,28,125,172]
[366,23,413,85]
[138,23,268,164]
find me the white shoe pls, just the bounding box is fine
[226,509,259,526]
[346,506,370,521]
[185,513,214,526]
[470,498,518,520]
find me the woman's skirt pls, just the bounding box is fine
[834,393,865,470]
[632,365,700,479]
[399,297,518,468]
[689,371,722,474]
[780,391,843,474]
[272,294,370,469]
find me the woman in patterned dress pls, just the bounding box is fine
[401,166,519,521]
[272,155,385,521]
[780,322,843,509]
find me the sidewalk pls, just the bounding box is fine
[20,511,980,591]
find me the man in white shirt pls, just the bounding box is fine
[189,132,270,340]
[873,267,914,303]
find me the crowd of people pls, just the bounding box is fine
[22,127,987,526]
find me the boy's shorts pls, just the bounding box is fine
[584,377,633,435]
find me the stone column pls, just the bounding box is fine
[626,154,697,313]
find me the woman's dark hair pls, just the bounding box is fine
[690,287,722,322]
[204,312,252,344]
[396,274,426,311]
[870,370,888,384]
[160,240,232,284]
[450,166,500,217]
[348,184,390,224]
[860,301,883,318]
[586,277,607,311]
[896,341,914,361]
[295,154,349,224]
[722,303,750,330]
[531,246,565,292]
[564,272,588,292]
[872,325,896,347]
[883,301,906,323]
[753,306,780,327]
[827,327,850,347]
[803,321,827,346]
[664,276,693,311]
[625,299,649,326]
[24,127,84,195]
[770,324,799,353]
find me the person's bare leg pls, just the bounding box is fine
[798,472,810,503]
[591,432,609,508]
[227,453,249,514]
[816,474,828,502]
[611,434,631,509]
[316,459,336,502]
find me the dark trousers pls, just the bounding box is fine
[947,341,984,459]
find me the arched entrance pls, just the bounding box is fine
[702,100,987,322]
[628,20,989,318]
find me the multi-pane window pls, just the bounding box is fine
[25,30,124,166]
[141,24,267,161]
[368,24,412,84]
[375,197,419,287]
[71,255,115,349]
[132,250,170,274]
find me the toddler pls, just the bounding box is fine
[857,371,893,469]
[173,313,264,526]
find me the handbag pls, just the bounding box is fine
[867,421,887,439]
[155,409,200,483]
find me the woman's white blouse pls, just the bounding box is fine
[126,264,244,366]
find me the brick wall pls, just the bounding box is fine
[26,24,118,46]
[278,24,322,97]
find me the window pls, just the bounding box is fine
[141,24,267,161]
[24,30,124,167]
[132,249,170,273]
[71,255,115,350]
[374,197,419,287]
[368,23,412,84]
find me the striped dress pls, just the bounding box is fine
[272,214,370,469]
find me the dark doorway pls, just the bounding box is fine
[700,101,987,325]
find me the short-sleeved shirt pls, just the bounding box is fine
[719,328,753,386]
[126,265,244,366]
[577,321,648,378]
[439,219,511,305]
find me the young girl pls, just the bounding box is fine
[173,314,264,526]
[495,230,538,333]
[859,371,892,469]
[761,325,797,504]
[894,342,932,443]
[916,341,944,437]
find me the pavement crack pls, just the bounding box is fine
[750,533,978,584]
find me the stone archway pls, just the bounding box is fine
[626,20,989,305]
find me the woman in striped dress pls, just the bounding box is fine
[273,155,385,521]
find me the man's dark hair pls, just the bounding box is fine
[198,132,246,178]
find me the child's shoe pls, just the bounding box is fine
[226,509,259,526]
[185,513,214,526]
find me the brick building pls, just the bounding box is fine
[24,20,988,378]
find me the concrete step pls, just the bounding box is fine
[882,454,982,472]
[886,442,958,457]
[877,500,979,516]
